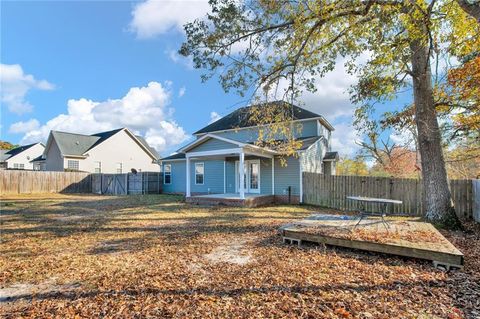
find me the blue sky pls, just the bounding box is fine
[1,0,412,157]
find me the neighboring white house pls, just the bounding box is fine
[39,128,160,173]
[0,143,45,170]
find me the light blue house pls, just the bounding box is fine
[160,102,338,206]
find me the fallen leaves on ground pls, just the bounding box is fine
[0,194,478,318]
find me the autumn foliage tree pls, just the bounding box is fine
[336,157,369,176]
[181,0,479,228]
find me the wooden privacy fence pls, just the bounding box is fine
[91,172,162,195]
[0,170,162,195]
[303,173,476,219]
[0,170,92,194]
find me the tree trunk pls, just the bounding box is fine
[456,0,480,23]
[409,39,461,228]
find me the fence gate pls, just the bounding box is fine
[92,174,128,195]
[128,173,143,194]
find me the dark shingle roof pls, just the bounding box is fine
[31,155,46,162]
[0,149,11,161]
[135,135,160,159]
[194,101,324,135]
[323,151,339,161]
[51,131,100,156]
[4,143,38,158]
[161,153,186,161]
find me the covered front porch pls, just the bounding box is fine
[180,134,281,205]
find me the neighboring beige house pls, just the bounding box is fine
[0,143,45,170]
[39,128,160,173]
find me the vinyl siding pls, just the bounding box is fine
[162,156,301,196]
[45,139,65,171]
[189,138,239,152]
[274,156,300,196]
[212,119,319,143]
[260,158,273,194]
[300,137,327,174]
[162,161,186,193]
[225,160,236,193]
[162,159,225,194]
[190,160,225,194]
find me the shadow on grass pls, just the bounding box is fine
[1,277,446,304]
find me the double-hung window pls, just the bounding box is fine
[195,163,204,185]
[164,164,171,184]
[116,162,123,174]
[13,163,25,169]
[67,160,79,171]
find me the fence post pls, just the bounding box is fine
[473,179,480,223]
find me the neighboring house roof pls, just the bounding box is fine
[135,135,160,159]
[323,151,339,161]
[1,143,43,161]
[31,155,46,163]
[160,153,186,161]
[46,128,159,160]
[194,101,334,135]
[0,150,10,162]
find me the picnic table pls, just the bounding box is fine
[346,196,403,230]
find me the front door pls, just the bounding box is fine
[235,160,260,193]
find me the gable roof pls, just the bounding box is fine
[1,143,43,161]
[135,135,160,159]
[323,151,339,161]
[47,128,159,160]
[194,101,333,135]
[160,153,186,161]
[0,149,11,162]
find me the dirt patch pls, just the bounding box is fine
[54,215,86,221]
[204,238,252,265]
[0,278,81,303]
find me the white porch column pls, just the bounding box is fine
[299,160,303,203]
[271,157,275,195]
[239,151,245,199]
[186,155,191,197]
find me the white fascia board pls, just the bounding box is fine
[179,134,245,153]
[185,148,244,158]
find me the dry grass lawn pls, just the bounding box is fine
[1,194,479,318]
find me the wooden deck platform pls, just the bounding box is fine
[280,214,464,270]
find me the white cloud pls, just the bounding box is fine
[330,122,361,158]
[0,64,54,114]
[15,82,189,154]
[9,119,40,134]
[130,0,210,38]
[165,49,194,70]
[209,111,222,124]
[300,63,358,121]
[178,86,186,97]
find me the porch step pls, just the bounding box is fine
[186,195,274,208]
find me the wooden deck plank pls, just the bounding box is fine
[281,216,464,267]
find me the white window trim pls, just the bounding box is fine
[164,164,172,185]
[94,161,102,174]
[67,160,79,171]
[116,162,123,174]
[195,162,205,185]
[234,159,261,194]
